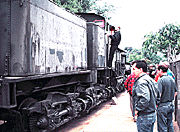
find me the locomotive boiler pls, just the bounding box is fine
[0,0,126,131]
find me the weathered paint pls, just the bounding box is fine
[30,0,87,74]
[97,26,106,67]
[0,0,87,76]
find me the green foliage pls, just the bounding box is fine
[143,24,180,63]
[157,24,180,55]
[142,33,162,64]
[124,48,144,63]
[80,0,96,12]
[61,0,83,12]
[51,0,61,6]
[92,2,114,20]
[51,0,114,20]
[51,0,95,12]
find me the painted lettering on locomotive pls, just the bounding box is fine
[0,0,126,131]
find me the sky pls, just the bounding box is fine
[97,0,180,49]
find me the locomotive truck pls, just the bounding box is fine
[0,0,126,131]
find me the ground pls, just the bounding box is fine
[56,91,179,132]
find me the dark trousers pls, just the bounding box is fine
[157,102,174,132]
[108,45,118,67]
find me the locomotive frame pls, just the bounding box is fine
[0,0,126,131]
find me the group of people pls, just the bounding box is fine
[148,62,175,81]
[107,25,177,132]
[124,60,177,132]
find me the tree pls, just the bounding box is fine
[52,0,97,12]
[79,0,96,12]
[124,48,144,63]
[142,33,164,64]
[61,0,83,12]
[51,0,61,6]
[91,2,114,20]
[52,0,114,20]
[157,24,180,61]
[143,24,180,63]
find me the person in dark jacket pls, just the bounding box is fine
[156,64,177,132]
[131,60,158,132]
[108,26,121,67]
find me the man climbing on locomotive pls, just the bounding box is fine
[108,26,121,67]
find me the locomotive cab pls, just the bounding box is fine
[76,13,126,93]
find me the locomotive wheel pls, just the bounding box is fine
[105,88,111,98]
[18,97,37,110]
[29,113,49,132]
[77,98,87,112]
[0,109,24,132]
[86,95,94,109]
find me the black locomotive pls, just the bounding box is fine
[0,0,126,131]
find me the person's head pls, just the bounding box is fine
[159,61,169,68]
[148,64,156,71]
[131,60,147,77]
[110,26,115,31]
[125,69,131,76]
[157,65,168,77]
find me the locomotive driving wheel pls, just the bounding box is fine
[18,98,50,131]
[29,113,49,132]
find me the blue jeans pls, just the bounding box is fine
[137,112,156,132]
[157,102,174,132]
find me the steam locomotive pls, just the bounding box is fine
[0,0,126,131]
